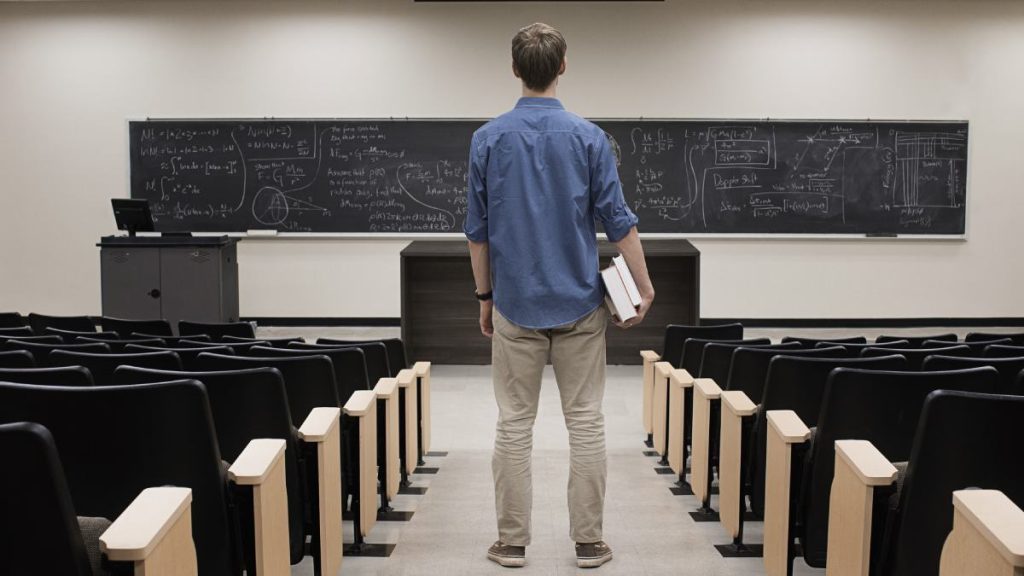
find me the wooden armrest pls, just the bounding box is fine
[948,490,1024,568]
[344,390,376,416]
[721,390,757,417]
[100,487,196,571]
[228,438,290,576]
[836,440,898,486]
[412,361,431,376]
[229,439,286,485]
[671,368,694,386]
[641,350,661,361]
[693,378,721,399]
[298,407,341,442]
[396,368,415,387]
[374,377,399,399]
[766,410,811,444]
[655,361,674,378]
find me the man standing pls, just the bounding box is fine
[464,23,655,569]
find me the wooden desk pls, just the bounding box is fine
[401,239,700,365]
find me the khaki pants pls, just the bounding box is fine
[491,306,608,546]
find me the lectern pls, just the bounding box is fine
[98,236,239,328]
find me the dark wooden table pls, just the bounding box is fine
[401,239,700,365]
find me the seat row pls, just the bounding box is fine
[640,324,1024,576]
[0,311,260,339]
[0,331,434,576]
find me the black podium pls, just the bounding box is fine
[98,236,240,328]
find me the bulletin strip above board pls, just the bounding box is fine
[129,118,968,237]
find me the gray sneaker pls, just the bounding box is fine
[576,541,613,568]
[487,541,526,567]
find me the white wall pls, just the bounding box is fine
[1,0,1022,320]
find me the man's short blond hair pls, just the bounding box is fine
[512,23,567,91]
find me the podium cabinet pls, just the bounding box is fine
[98,236,239,328]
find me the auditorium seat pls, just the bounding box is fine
[876,333,958,347]
[343,389,382,554]
[965,331,1024,346]
[3,341,111,365]
[780,335,867,347]
[861,344,972,369]
[178,320,255,340]
[318,337,408,377]
[132,333,211,345]
[0,325,34,337]
[815,339,909,357]
[223,334,303,348]
[0,350,35,368]
[0,421,198,575]
[760,367,998,576]
[112,366,342,575]
[925,337,1012,354]
[181,339,268,354]
[0,380,290,575]
[75,335,167,353]
[28,313,96,336]
[0,366,94,387]
[48,350,182,383]
[984,344,1024,358]
[922,354,1024,394]
[124,344,235,370]
[45,328,120,344]
[0,334,61,345]
[826,391,1024,576]
[0,312,27,328]
[100,316,173,338]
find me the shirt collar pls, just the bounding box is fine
[515,97,564,110]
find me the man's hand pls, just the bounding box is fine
[480,300,494,338]
[612,290,654,330]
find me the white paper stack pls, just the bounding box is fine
[601,254,642,322]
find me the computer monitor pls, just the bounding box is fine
[111,198,155,237]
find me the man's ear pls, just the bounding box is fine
[559,57,566,76]
[512,62,521,79]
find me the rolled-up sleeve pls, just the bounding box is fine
[464,131,489,243]
[590,133,638,242]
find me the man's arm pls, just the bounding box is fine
[613,227,654,328]
[468,240,493,337]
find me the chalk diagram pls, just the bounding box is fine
[893,131,966,208]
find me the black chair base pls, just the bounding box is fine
[413,467,438,474]
[377,510,415,522]
[654,466,674,475]
[690,508,719,522]
[644,433,653,447]
[425,451,448,457]
[398,486,427,495]
[715,542,764,558]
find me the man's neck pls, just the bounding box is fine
[521,84,557,99]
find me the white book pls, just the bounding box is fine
[601,265,638,322]
[612,255,643,307]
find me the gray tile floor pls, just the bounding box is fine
[265,325,1022,575]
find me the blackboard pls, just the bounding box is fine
[130,119,968,236]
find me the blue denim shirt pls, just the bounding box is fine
[464,97,639,329]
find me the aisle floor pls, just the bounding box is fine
[295,364,826,576]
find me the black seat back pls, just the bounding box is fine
[680,338,770,378]
[223,335,303,348]
[0,381,240,575]
[291,341,391,383]
[3,341,111,365]
[927,338,1012,355]
[966,331,1024,346]
[195,353,340,427]
[179,320,255,340]
[0,366,94,387]
[747,355,908,517]
[101,317,173,338]
[699,341,797,384]
[984,344,1024,358]
[132,333,211,345]
[0,326,34,337]
[112,366,306,564]
[725,346,845,399]
[48,350,182,383]
[318,338,408,376]
[882,391,1024,576]
[0,312,27,328]
[124,344,235,370]
[0,422,94,576]
[75,336,167,353]
[28,313,96,336]
[816,340,909,357]
[780,336,867,347]
[922,354,1024,395]
[0,334,62,345]
[251,345,370,404]
[183,339,267,354]
[861,345,972,369]
[875,333,958,347]
[799,367,1000,568]
[0,350,35,368]
[45,328,120,344]
[659,323,743,368]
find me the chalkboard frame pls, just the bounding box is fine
[126,117,970,240]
